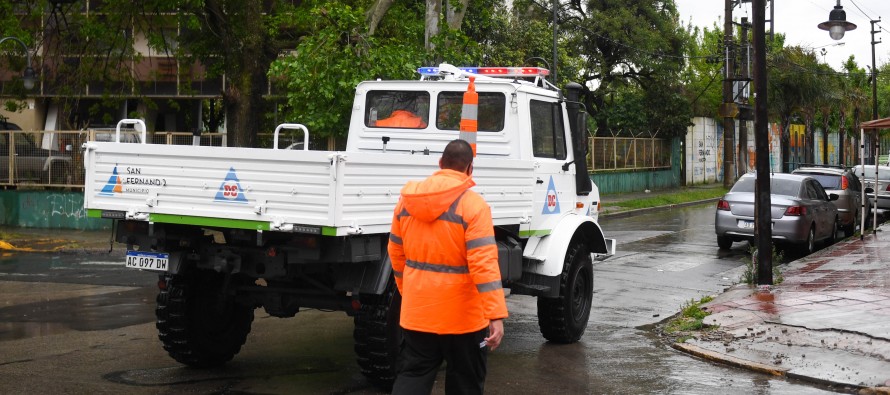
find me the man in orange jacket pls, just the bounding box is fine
[388,139,508,395]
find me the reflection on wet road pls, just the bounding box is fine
[0,204,847,393]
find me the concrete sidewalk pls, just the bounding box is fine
[674,228,890,393]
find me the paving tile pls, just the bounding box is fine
[773,298,817,307]
[822,298,866,307]
[798,294,842,302]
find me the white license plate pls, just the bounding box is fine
[738,220,755,229]
[125,251,169,271]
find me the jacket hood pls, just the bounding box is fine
[400,169,475,222]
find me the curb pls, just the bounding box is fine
[600,197,721,219]
[671,342,788,377]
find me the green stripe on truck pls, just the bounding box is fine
[149,213,270,230]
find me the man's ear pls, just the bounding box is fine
[439,157,445,169]
[466,162,473,176]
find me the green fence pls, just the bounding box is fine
[591,136,683,194]
[0,190,111,230]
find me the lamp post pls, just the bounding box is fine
[0,36,36,90]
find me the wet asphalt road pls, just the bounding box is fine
[0,203,847,394]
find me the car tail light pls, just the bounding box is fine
[716,199,730,211]
[784,206,806,216]
[841,176,848,190]
[886,184,890,192]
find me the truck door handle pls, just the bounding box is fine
[536,178,544,184]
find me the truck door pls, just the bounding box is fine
[527,97,575,236]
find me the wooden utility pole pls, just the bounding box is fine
[753,0,773,285]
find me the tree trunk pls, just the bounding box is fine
[853,107,860,164]
[366,0,394,36]
[221,1,271,148]
[839,110,846,166]
[445,0,469,30]
[425,0,442,50]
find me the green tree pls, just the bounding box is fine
[767,46,822,171]
[556,0,691,137]
[679,23,723,118]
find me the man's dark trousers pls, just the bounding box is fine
[392,327,488,395]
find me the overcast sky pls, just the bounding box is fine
[674,0,890,71]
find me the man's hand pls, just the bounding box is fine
[485,319,504,351]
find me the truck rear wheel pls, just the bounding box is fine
[537,240,593,343]
[353,281,402,390]
[155,272,254,367]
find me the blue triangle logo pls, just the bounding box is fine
[99,165,122,196]
[542,176,560,214]
[214,167,248,203]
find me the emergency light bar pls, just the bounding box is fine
[418,66,550,77]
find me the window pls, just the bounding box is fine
[530,100,566,159]
[365,91,430,129]
[435,92,506,132]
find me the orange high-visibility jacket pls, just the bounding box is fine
[376,110,427,128]
[388,169,508,334]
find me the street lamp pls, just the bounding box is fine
[0,36,36,90]
[818,0,857,40]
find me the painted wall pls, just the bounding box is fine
[686,117,782,184]
[0,190,111,230]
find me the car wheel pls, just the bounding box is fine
[801,226,816,255]
[717,235,733,250]
[829,218,839,245]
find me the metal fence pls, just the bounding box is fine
[590,136,672,171]
[0,130,226,188]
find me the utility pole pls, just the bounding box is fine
[722,0,736,188]
[753,0,773,285]
[738,17,751,176]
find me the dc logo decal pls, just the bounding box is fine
[214,167,248,203]
[542,176,560,215]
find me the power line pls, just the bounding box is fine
[848,0,890,35]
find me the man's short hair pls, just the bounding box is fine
[441,139,474,171]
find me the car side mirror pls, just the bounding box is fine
[865,187,875,194]
[828,193,839,201]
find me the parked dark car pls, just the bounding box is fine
[792,166,870,235]
[715,173,840,254]
[0,121,73,184]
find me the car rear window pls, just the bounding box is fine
[797,173,841,189]
[730,177,801,197]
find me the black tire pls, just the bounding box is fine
[353,281,402,390]
[156,272,254,367]
[829,218,839,244]
[537,240,593,343]
[717,235,733,250]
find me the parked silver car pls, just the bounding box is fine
[852,165,890,211]
[1,121,73,184]
[715,173,840,253]
[792,166,870,234]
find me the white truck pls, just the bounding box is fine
[83,64,614,389]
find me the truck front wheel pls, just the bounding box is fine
[353,281,402,390]
[155,272,254,367]
[537,240,593,343]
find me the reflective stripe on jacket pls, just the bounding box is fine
[388,169,508,334]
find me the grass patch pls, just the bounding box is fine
[664,295,715,334]
[740,246,784,285]
[604,187,728,212]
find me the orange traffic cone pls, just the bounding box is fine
[460,76,478,156]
